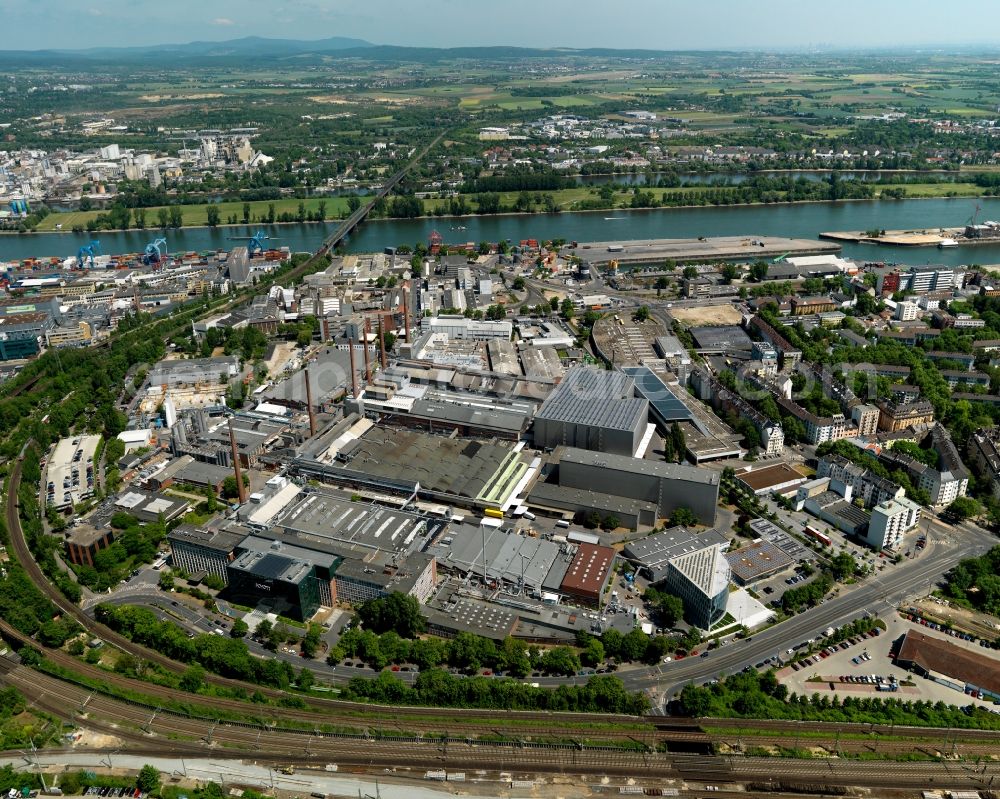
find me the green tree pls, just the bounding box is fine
[944,496,981,522]
[581,637,605,667]
[297,667,315,691]
[231,619,249,638]
[682,266,699,280]
[136,765,160,794]
[830,552,858,580]
[358,592,426,638]
[242,202,251,224]
[668,507,698,527]
[179,664,205,692]
[560,298,576,319]
[632,305,650,322]
[206,205,221,227]
[750,261,769,282]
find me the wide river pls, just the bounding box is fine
[3,197,1000,267]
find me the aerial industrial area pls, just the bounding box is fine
[7,21,1000,799]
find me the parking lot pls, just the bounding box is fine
[779,613,1000,710]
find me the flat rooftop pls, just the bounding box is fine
[560,446,719,486]
[535,367,647,432]
[168,524,245,554]
[622,526,729,583]
[725,539,794,583]
[340,426,517,500]
[737,463,808,493]
[567,236,841,267]
[273,489,429,556]
[690,325,753,351]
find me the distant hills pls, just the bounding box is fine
[0,36,708,66]
[0,35,375,65]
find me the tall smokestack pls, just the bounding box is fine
[349,340,359,398]
[304,368,317,437]
[402,285,410,343]
[227,418,248,504]
[363,318,372,383]
[378,315,388,370]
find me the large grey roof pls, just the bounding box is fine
[535,367,647,432]
[623,526,729,582]
[561,447,719,485]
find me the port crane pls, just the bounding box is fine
[142,238,168,266]
[228,230,272,257]
[76,240,101,269]
[772,252,790,264]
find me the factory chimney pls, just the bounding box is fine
[227,418,248,504]
[378,315,388,370]
[304,368,317,437]
[363,318,372,383]
[349,340,359,398]
[402,285,410,343]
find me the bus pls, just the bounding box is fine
[804,526,832,547]
[483,508,504,519]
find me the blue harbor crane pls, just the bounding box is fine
[229,230,272,257]
[142,237,168,266]
[76,240,101,269]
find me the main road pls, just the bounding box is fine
[625,518,995,702]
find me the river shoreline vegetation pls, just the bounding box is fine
[18,173,1000,234]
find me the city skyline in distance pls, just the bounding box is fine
[5,0,1000,52]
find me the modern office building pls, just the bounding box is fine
[167,524,244,584]
[227,549,323,622]
[663,544,731,629]
[65,527,115,568]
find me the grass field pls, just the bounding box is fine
[35,196,366,232]
[33,181,993,233]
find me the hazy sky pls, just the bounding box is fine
[4,0,1000,51]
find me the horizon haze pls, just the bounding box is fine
[4,0,1000,52]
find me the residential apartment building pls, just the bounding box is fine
[865,497,922,551]
[877,399,935,432]
[816,454,905,508]
[968,426,1000,499]
[851,404,880,438]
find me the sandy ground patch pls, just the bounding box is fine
[670,304,743,326]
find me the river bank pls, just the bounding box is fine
[11,178,991,237]
[4,197,1000,267]
[6,191,991,240]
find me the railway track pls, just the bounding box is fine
[9,661,1000,790]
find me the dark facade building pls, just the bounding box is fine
[226,549,323,622]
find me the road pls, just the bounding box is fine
[83,502,995,697]
[626,519,996,703]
